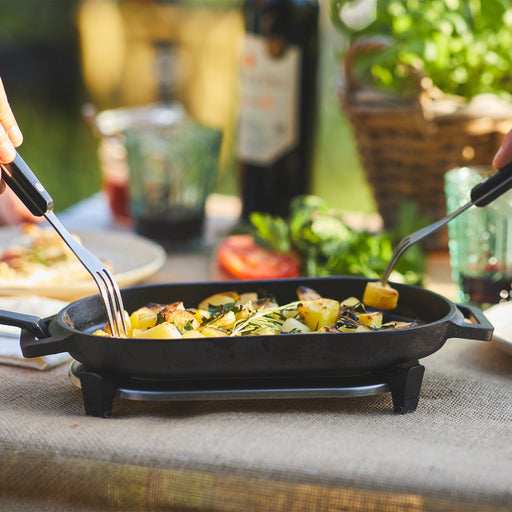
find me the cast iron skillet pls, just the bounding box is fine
[0,276,493,379]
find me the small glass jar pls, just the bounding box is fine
[95,102,185,225]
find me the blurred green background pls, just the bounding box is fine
[1,0,375,214]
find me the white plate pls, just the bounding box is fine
[0,227,166,302]
[484,302,512,356]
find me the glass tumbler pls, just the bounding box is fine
[124,118,222,250]
[445,165,512,306]
[94,102,186,225]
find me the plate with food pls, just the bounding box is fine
[0,223,166,301]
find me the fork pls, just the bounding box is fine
[382,161,512,286]
[0,152,128,337]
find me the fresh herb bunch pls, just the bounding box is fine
[249,195,427,285]
[330,0,512,100]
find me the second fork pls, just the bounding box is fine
[382,161,512,285]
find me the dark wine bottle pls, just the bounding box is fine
[237,0,319,220]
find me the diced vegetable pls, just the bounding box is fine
[298,298,340,330]
[210,311,237,329]
[297,286,322,301]
[197,292,239,311]
[99,285,416,339]
[356,311,383,328]
[363,281,399,310]
[200,326,229,337]
[137,323,182,339]
[281,317,311,333]
[129,307,158,330]
[162,309,199,332]
[182,330,206,339]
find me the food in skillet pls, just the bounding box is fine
[0,223,113,286]
[94,286,417,338]
[363,281,399,310]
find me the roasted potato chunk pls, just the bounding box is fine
[356,311,383,328]
[163,309,200,332]
[363,281,399,310]
[210,310,237,329]
[193,309,211,323]
[237,292,258,305]
[182,329,206,339]
[281,317,311,333]
[200,325,228,337]
[340,297,362,309]
[337,324,372,333]
[298,298,340,330]
[198,292,239,311]
[234,303,256,321]
[92,329,111,337]
[129,307,158,330]
[297,286,322,301]
[252,326,280,336]
[137,322,182,339]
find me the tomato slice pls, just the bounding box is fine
[217,235,300,280]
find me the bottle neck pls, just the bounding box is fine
[152,40,177,104]
[243,0,319,42]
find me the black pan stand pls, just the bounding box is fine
[69,360,425,418]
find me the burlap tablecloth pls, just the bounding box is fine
[0,196,510,510]
[0,335,511,511]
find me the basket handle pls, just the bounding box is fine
[342,36,440,126]
[343,36,389,93]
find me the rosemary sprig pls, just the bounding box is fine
[230,301,300,336]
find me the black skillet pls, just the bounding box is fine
[0,154,510,380]
[0,276,494,379]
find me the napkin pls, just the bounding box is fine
[0,295,72,370]
[484,302,512,356]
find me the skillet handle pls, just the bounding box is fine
[0,309,50,338]
[0,310,71,357]
[446,303,494,341]
[20,329,71,358]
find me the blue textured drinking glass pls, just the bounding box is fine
[124,116,222,250]
[445,165,512,305]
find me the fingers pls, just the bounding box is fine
[0,77,23,164]
[493,129,512,169]
[0,187,41,225]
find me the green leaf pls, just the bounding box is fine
[331,0,512,99]
[243,195,426,285]
[249,212,291,253]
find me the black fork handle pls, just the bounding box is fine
[0,152,54,216]
[471,161,512,207]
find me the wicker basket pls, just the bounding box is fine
[339,37,512,250]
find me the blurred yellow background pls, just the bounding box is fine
[1,0,374,214]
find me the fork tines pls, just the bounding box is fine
[95,268,128,337]
[45,212,128,337]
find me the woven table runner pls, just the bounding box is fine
[0,336,511,511]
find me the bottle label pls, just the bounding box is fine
[237,34,300,165]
